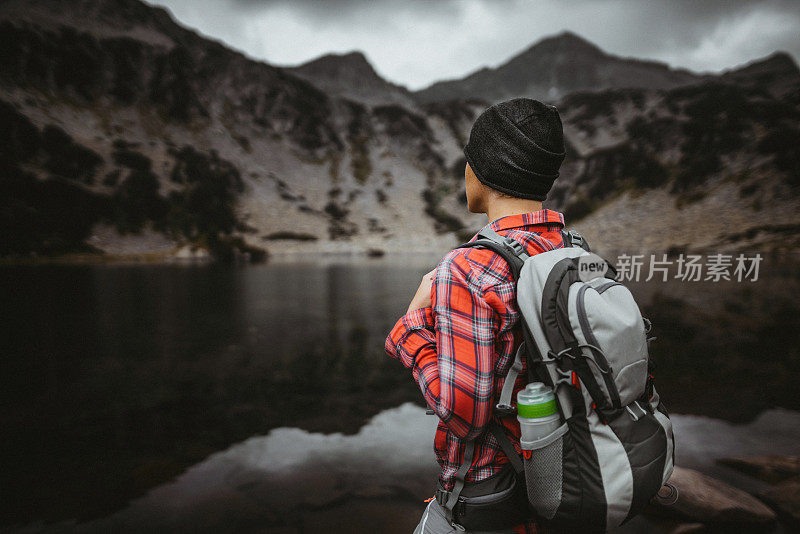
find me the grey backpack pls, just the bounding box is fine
[456,227,675,533]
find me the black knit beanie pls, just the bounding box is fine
[463,98,566,200]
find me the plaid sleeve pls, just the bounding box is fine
[413,251,498,440]
[385,307,436,368]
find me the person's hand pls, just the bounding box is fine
[407,269,436,313]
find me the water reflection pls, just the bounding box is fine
[0,254,797,528]
[0,257,441,526]
[20,404,800,534]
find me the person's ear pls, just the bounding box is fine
[465,163,487,214]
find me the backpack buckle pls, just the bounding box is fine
[495,403,516,417]
[501,236,526,257]
[563,230,590,251]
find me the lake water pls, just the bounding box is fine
[2,254,798,532]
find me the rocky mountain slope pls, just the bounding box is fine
[413,31,705,105]
[553,77,800,254]
[0,0,485,259]
[1,0,798,260]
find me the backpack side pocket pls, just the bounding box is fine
[523,422,568,519]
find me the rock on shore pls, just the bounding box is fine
[647,466,777,530]
[717,455,800,484]
[760,476,800,529]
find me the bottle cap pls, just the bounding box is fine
[517,382,558,418]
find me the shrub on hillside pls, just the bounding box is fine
[163,147,243,240]
[112,169,166,234]
[0,164,105,255]
[0,99,40,164]
[41,126,103,184]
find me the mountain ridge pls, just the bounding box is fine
[288,29,798,109]
[413,31,707,104]
[1,0,798,262]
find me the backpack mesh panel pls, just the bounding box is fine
[524,435,564,519]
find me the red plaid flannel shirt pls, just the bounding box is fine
[385,210,565,532]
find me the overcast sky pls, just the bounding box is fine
[145,0,800,90]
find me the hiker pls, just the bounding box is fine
[385,98,568,533]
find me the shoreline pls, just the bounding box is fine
[2,247,799,266]
[0,248,449,266]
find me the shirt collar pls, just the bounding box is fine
[486,209,565,233]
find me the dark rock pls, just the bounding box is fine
[262,232,319,242]
[666,523,707,534]
[717,455,800,484]
[759,476,800,529]
[647,467,776,530]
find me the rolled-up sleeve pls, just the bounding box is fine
[385,251,498,440]
[385,307,436,368]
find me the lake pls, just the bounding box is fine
[1,253,798,532]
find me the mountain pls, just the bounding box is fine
[285,51,418,109]
[0,0,483,259]
[0,0,798,263]
[414,31,706,104]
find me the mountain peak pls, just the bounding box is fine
[413,30,702,104]
[521,30,605,58]
[293,51,377,77]
[543,30,598,46]
[286,50,417,108]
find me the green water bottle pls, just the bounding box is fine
[517,382,562,450]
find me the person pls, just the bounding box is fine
[385,98,568,533]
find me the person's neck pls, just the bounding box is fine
[485,198,543,223]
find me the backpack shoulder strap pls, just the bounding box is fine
[456,228,556,385]
[496,343,525,416]
[488,420,524,475]
[476,227,531,260]
[457,228,528,281]
[441,439,475,527]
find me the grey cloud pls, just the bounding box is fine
[229,0,466,21]
[149,0,800,89]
